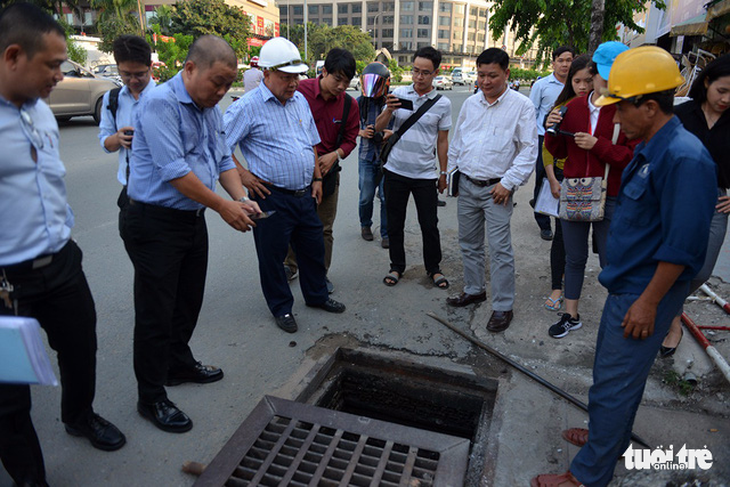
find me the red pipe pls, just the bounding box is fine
[681,313,711,349]
[697,325,730,331]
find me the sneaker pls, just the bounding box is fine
[549,313,582,339]
[284,265,298,282]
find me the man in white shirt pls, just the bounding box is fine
[529,46,574,240]
[446,48,537,333]
[374,46,451,289]
[243,56,263,93]
[98,35,155,229]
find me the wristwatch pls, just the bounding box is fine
[313,177,323,182]
[238,196,250,203]
[439,171,448,177]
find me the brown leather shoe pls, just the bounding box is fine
[446,291,487,307]
[487,310,513,332]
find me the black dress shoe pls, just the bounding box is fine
[275,313,298,333]
[540,228,554,241]
[137,399,192,433]
[446,291,487,307]
[65,413,126,451]
[308,298,346,313]
[487,310,514,332]
[166,362,224,386]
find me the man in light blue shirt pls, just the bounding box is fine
[0,5,126,485]
[98,34,155,226]
[224,36,346,334]
[529,46,574,240]
[122,35,260,434]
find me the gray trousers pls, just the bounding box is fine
[457,178,515,311]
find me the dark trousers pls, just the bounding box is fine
[0,240,97,486]
[533,136,551,232]
[121,202,206,404]
[251,187,329,317]
[550,167,565,290]
[384,169,442,275]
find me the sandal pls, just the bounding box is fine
[429,272,449,289]
[383,271,401,287]
[544,295,563,311]
[530,471,584,487]
[561,427,589,447]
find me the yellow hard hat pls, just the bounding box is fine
[595,46,685,106]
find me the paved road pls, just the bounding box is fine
[3,84,728,486]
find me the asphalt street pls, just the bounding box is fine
[2,84,729,486]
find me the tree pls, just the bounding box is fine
[169,0,251,57]
[488,0,664,66]
[588,0,606,53]
[97,15,140,53]
[150,4,173,36]
[281,22,375,69]
[146,24,193,81]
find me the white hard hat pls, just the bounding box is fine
[258,37,308,73]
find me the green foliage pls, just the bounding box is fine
[281,22,375,69]
[150,5,173,36]
[66,38,88,65]
[489,0,665,67]
[96,15,140,53]
[146,24,193,81]
[91,0,139,25]
[169,0,251,57]
[388,59,404,83]
[509,67,550,82]
[663,371,696,397]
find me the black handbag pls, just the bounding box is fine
[322,94,352,198]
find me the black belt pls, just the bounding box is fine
[128,199,205,217]
[465,175,502,187]
[1,240,72,274]
[266,184,311,197]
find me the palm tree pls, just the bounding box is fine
[149,4,173,35]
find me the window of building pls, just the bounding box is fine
[294,17,303,24]
[453,31,461,40]
[478,21,486,30]
[293,5,303,15]
[467,32,475,41]
[308,5,318,14]
[323,17,332,25]
[417,28,429,37]
[382,28,394,37]
[453,43,462,51]
[338,4,348,13]
[417,41,429,48]
[401,15,413,24]
[454,4,464,14]
[280,5,287,15]
[352,16,361,25]
[352,3,362,13]
[400,41,413,50]
[401,1,414,11]
[480,9,487,17]
[439,2,451,12]
[400,28,413,37]
[383,15,394,24]
[383,2,395,11]
[437,42,449,51]
[338,17,348,25]
[368,2,379,12]
[418,1,432,10]
[454,17,463,27]
[417,15,430,24]
[438,29,449,39]
[438,16,450,26]
[470,7,478,16]
[371,29,378,36]
[399,56,409,63]
[468,19,476,28]
[323,5,332,14]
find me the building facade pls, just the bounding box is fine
[276,0,537,69]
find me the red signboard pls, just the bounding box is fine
[275,22,280,36]
[247,38,266,47]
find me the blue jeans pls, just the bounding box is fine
[570,284,688,486]
[358,156,387,238]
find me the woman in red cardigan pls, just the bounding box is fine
[544,42,638,339]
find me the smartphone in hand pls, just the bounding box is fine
[396,97,414,110]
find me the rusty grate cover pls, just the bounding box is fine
[194,396,469,487]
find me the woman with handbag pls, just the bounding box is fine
[544,42,638,339]
[542,54,593,312]
[660,53,730,356]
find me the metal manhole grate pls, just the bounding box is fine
[194,396,469,487]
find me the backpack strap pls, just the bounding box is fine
[106,87,121,122]
[335,93,352,149]
[393,93,442,140]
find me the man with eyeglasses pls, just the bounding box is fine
[224,37,346,334]
[374,46,452,290]
[0,4,126,485]
[282,48,360,293]
[98,35,155,230]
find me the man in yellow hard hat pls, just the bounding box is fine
[532,46,717,487]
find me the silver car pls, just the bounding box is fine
[45,60,120,124]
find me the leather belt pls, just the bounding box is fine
[464,174,502,187]
[129,199,205,217]
[1,240,72,273]
[266,184,311,197]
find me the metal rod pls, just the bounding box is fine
[699,284,730,315]
[680,313,730,385]
[426,312,651,449]
[697,325,730,331]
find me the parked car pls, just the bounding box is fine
[45,60,119,124]
[93,63,121,84]
[463,71,477,85]
[433,75,453,90]
[451,67,465,85]
[349,75,361,91]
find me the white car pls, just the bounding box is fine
[348,76,361,91]
[433,76,453,90]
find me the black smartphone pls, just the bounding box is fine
[396,97,413,110]
[124,130,134,136]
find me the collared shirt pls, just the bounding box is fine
[98,80,156,185]
[384,84,452,180]
[448,87,537,191]
[357,95,385,162]
[599,117,717,294]
[243,67,264,93]
[529,73,564,136]
[587,92,600,135]
[223,80,320,190]
[297,77,359,158]
[0,96,72,265]
[128,72,235,210]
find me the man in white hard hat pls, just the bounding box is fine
[243,55,263,93]
[224,37,346,334]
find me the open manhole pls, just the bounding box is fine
[194,348,498,486]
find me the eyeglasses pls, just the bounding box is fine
[20,108,44,150]
[119,69,150,79]
[411,68,434,78]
